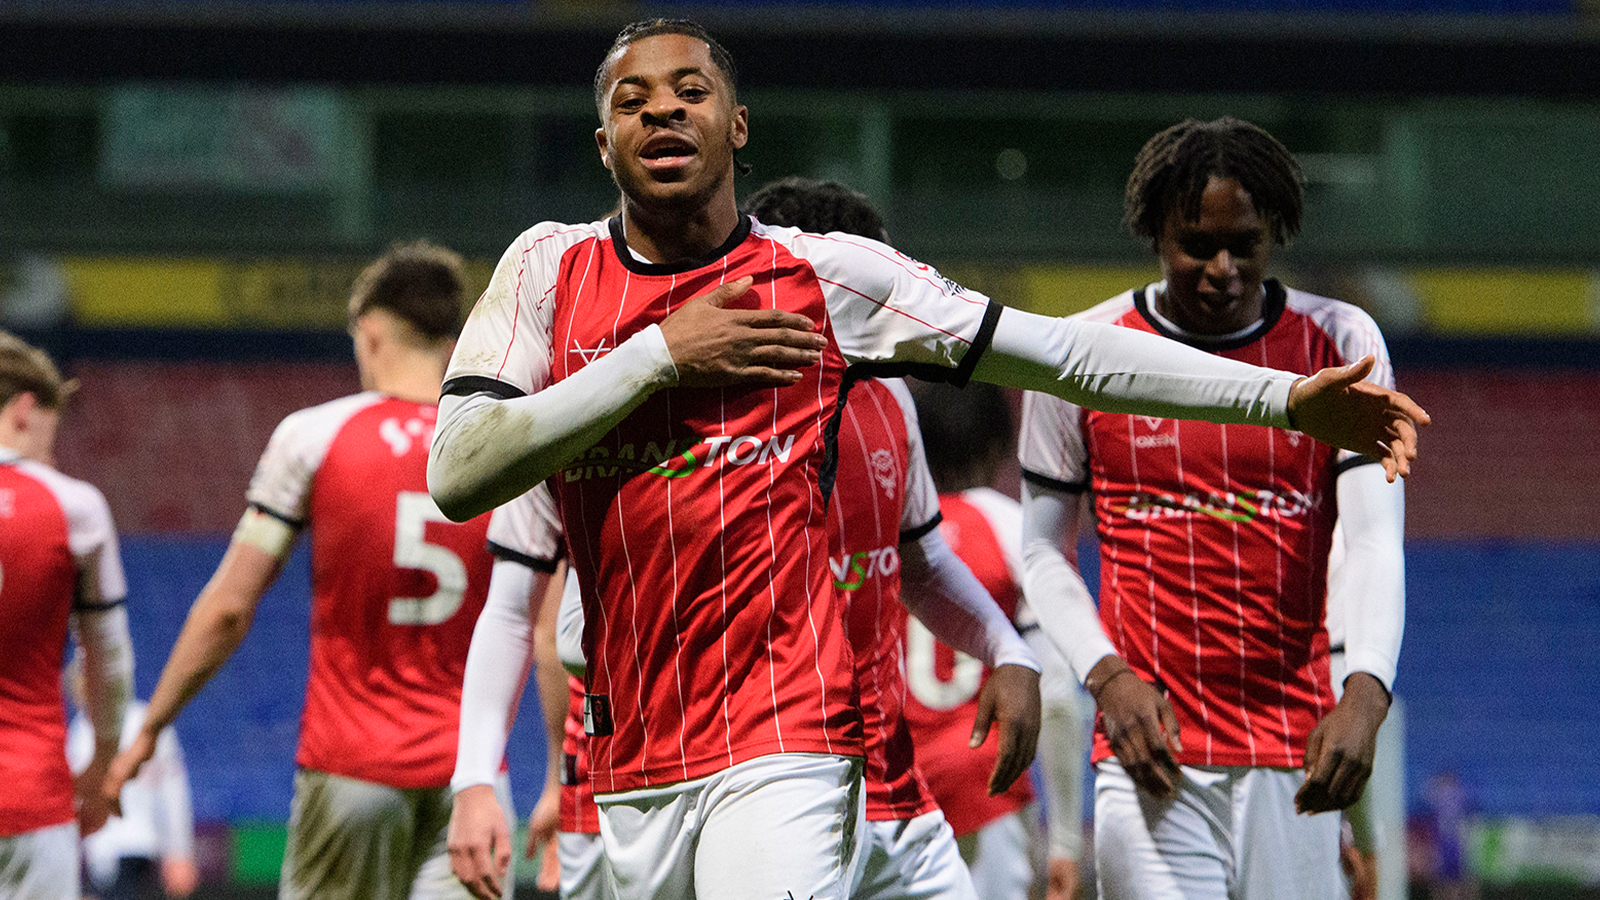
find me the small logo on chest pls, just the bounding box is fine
[569,338,613,364]
[869,448,898,498]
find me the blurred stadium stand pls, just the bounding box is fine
[5,0,1599,893]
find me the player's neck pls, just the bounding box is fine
[620,191,742,265]
[363,346,449,404]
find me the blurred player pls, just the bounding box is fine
[904,379,1092,900]
[0,332,134,900]
[68,686,198,900]
[430,21,1426,900]
[1018,117,1407,899]
[103,242,515,900]
[746,176,1040,900]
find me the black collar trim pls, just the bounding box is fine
[1133,278,1288,352]
[607,214,753,276]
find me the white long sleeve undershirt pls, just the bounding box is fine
[1019,483,1117,685]
[451,558,538,794]
[1327,462,1406,693]
[428,324,678,522]
[898,526,1039,672]
[73,604,134,745]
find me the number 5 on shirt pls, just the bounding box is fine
[390,491,468,625]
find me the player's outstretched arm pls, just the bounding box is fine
[104,526,285,815]
[70,550,135,836]
[971,309,1427,478]
[430,279,826,522]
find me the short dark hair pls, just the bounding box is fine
[908,380,1013,493]
[0,330,74,410]
[348,240,468,342]
[594,18,739,118]
[1124,117,1304,250]
[742,177,888,243]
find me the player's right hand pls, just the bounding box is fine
[658,276,828,388]
[524,780,561,891]
[448,784,512,900]
[101,728,158,818]
[1089,656,1183,799]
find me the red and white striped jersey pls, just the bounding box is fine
[443,216,997,793]
[828,377,941,822]
[902,488,1036,836]
[247,393,495,788]
[0,448,126,836]
[559,678,600,834]
[1018,281,1392,768]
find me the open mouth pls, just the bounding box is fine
[640,136,697,168]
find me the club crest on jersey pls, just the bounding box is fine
[869,448,898,498]
[1112,487,1321,524]
[831,545,899,591]
[560,433,799,483]
[0,488,13,518]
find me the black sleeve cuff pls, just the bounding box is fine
[1021,468,1089,494]
[441,376,526,401]
[899,510,944,544]
[486,541,561,573]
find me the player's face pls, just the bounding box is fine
[595,34,748,211]
[1155,176,1273,335]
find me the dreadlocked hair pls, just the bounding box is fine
[742,177,888,243]
[593,18,749,175]
[1123,117,1304,250]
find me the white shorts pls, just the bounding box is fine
[559,831,615,900]
[959,809,1036,900]
[0,821,78,900]
[280,769,516,900]
[596,752,864,900]
[1094,759,1342,900]
[854,810,976,900]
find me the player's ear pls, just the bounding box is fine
[730,104,749,151]
[595,127,612,171]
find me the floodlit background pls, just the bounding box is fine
[4,1,1598,896]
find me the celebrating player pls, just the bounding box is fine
[904,379,1091,900]
[429,21,1426,900]
[0,332,134,900]
[1018,117,1407,899]
[103,243,515,900]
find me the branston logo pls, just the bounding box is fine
[561,434,799,483]
[1111,487,1320,524]
[831,546,900,591]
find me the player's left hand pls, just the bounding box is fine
[1297,673,1390,814]
[970,663,1042,796]
[74,755,114,836]
[1286,356,1430,483]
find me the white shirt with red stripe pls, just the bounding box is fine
[903,487,1036,836]
[247,392,495,788]
[0,448,126,836]
[1019,281,1393,769]
[828,377,941,822]
[443,216,997,794]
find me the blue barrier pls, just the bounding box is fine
[116,534,1600,822]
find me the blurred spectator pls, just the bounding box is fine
[1419,771,1476,900]
[68,689,197,900]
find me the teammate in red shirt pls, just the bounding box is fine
[904,379,1093,900]
[1018,118,1407,899]
[432,22,1426,900]
[0,332,134,900]
[103,243,513,900]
